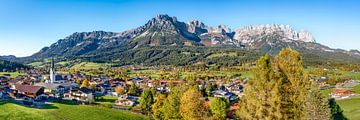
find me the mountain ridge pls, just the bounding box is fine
[2,14,360,66]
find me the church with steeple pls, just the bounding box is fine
[48,58,56,83]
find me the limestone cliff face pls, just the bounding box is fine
[23,14,358,63]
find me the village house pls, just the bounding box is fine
[212,89,238,101]
[131,77,148,88]
[16,85,44,98]
[114,95,137,107]
[0,76,10,88]
[34,82,77,97]
[224,82,244,96]
[331,88,357,99]
[9,79,24,90]
[63,87,94,103]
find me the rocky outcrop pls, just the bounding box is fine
[233,24,315,44]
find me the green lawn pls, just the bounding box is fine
[337,97,360,120]
[28,62,44,67]
[0,101,145,120]
[337,71,360,80]
[0,72,24,78]
[71,62,110,70]
[351,85,360,94]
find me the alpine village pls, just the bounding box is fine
[1,9,360,120]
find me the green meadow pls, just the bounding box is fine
[337,97,360,120]
[0,72,24,78]
[0,101,144,120]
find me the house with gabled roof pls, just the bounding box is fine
[16,85,44,98]
[63,87,94,103]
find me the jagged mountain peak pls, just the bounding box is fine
[20,14,359,65]
[208,25,231,34]
[234,24,316,44]
[188,20,206,28]
[145,14,178,27]
[64,31,119,40]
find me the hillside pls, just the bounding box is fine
[0,59,28,72]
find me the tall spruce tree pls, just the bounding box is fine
[274,48,310,119]
[305,83,330,119]
[238,48,331,120]
[139,88,154,114]
[162,87,182,119]
[152,94,167,119]
[237,54,281,119]
[210,97,228,120]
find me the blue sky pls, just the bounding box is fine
[0,0,359,57]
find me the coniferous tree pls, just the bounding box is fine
[128,82,140,96]
[238,48,331,120]
[329,98,348,120]
[237,54,281,119]
[305,83,330,119]
[210,97,227,120]
[139,88,154,114]
[152,94,167,119]
[162,87,182,119]
[274,48,310,119]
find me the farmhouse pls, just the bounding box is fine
[114,95,137,107]
[16,85,44,98]
[34,82,77,97]
[331,88,356,99]
[63,87,94,103]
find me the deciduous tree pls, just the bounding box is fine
[81,79,89,88]
[115,86,125,95]
[180,88,208,120]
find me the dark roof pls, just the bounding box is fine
[18,85,43,93]
[8,79,21,83]
[80,87,93,94]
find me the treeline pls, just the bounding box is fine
[85,46,261,67]
[0,59,29,72]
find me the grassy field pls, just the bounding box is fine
[337,71,360,80]
[352,85,360,94]
[0,101,145,120]
[337,97,360,120]
[70,62,110,70]
[206,52,237,58]
[0,72,24,78]
[28,62,44,67]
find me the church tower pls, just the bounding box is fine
[50,58,56,83]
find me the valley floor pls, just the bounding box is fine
[0,101,145,120]
[337,97,360,120]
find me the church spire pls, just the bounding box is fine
[50,57,56,83]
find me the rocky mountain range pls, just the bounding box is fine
[2,14,360,66]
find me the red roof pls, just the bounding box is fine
[18,85,43,93]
